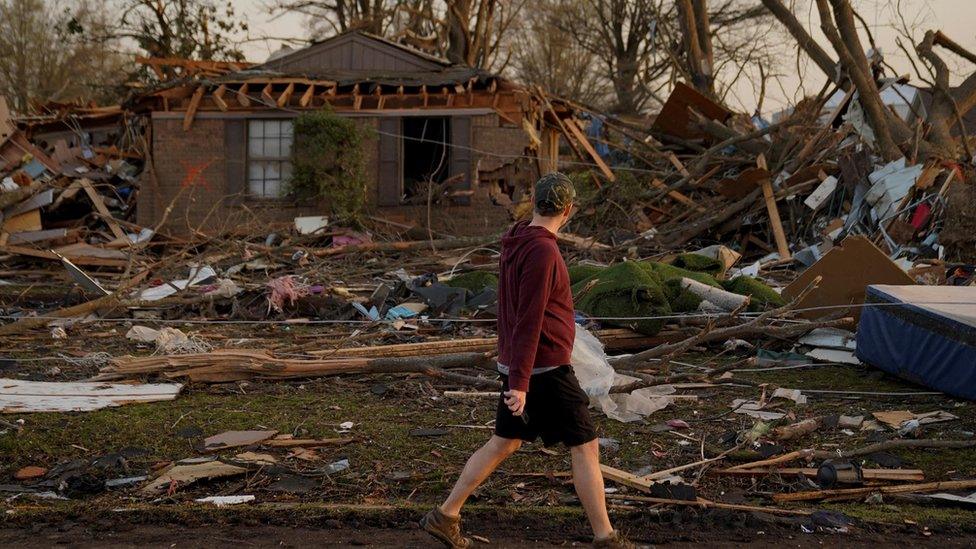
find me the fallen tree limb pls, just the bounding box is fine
[727,449,815,471]
[94,349,496,384]
[773,478,976,503]
[712,467,924,482]
[812,438,976,460]
[610,277,835,368]
[605,493,813,516]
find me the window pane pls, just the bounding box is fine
[249,120,264,138]
[265,161,280,180]
[281,120,293,137]
[248,178,265,196]
[248,161,264,181]
[264,179,281,198]
[281,161,293,182]
[280,135,292,157]
[249,135,264,156]
[265,120,281,138]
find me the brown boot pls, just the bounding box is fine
[593,530,635,549]
[420,507,471,548]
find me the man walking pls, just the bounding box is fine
[421,173,631,548]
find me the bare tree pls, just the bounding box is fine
[511,0,609,106]
[555,0,771,116]
[112,0,248,61]
[268,0,403,38]
[763,0,976,160]
[0,0,128,112]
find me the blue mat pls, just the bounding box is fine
[856,284,976,400]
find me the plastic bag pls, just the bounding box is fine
[570,325,674,422]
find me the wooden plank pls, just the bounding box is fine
[0,244,130,267]
[182,85,205,131]
[600,464,653,493]
[236,83,251,107]
[0,378,183,413]
[7,228,69,244]
[261,82,275,105]
[78,178,128,242]
[1,210,41,233]
[757,155,791,260]
[563,117,615,181]
[666,151,692,178]
[277,82,295,107]
[3,189,53,217]
[650,178,705,211]
[212,85,229,111]
[299,84,316,107]
[712,468,925,482]
[773,479,976,503]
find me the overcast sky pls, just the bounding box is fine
[235,0,976,115]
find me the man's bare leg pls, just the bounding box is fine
[570,438,614,539]
[440,435,522,517]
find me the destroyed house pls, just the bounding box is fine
[134,31,540,236]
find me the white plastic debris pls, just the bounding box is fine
[194,495,255,506]
[572,326,675,422]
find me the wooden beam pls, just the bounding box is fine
[375,84,385,110]
[562,117,615,182]
[212,85,228,111]
[651,178,705,212]
[299,84,315,107]
[236,83,251,107]
[276,82,295,108]
[352,83,362,110]
[421,85,428,107]
[711,467,925,482]
[261,83,275,105]
[0,245,128,267]
[182,86,205,131]
[600,464,653,493]
[773,479,976,503]
[79,179,128,242]
[756,154,791,260]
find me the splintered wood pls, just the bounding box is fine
[0,378,183,413]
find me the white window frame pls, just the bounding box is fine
[247,119,294,199]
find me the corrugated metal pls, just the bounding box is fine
[377,117,401,206]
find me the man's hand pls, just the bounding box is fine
[503,389,527,416]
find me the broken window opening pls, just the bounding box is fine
[247,119,293,199]
[401,117,450,200]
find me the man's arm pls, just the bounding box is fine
[505,243,557,393]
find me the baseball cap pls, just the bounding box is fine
[534,172,576,215]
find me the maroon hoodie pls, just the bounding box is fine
[496,220,575,392]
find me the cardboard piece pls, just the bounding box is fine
[783,236,914,321]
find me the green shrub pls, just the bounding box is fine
[289,109,370,222]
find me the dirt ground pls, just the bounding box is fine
[2,288,976,546]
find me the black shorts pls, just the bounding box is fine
[494,365,597,447]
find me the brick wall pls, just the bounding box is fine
[140,111,524,237]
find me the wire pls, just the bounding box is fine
[1,299,972,326]
[228,87,664,176]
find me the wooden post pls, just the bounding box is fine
[757,154,791,260]
[540,128,560,174]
